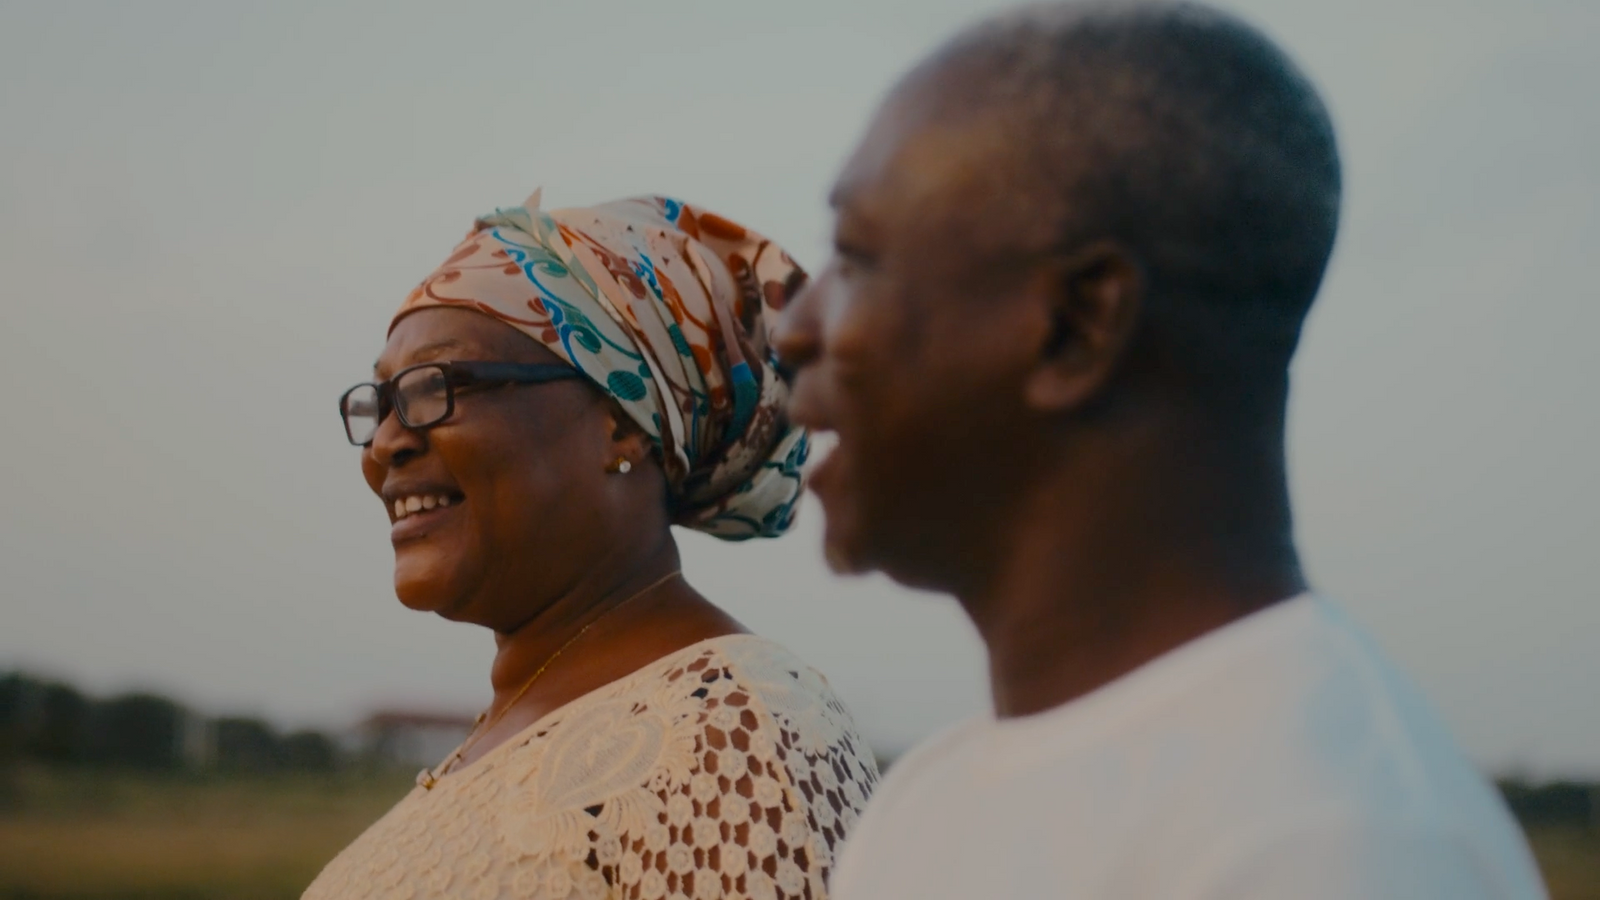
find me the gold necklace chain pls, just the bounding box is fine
[416,568,683,790]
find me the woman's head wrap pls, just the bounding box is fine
[394,191,809,540]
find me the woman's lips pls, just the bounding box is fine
[391,501,462,544]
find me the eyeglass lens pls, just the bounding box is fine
[394,366,451,429]
[342,384,381,446]
[341,365,455,446]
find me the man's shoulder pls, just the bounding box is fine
[1120,596,1541,893]
[872,717,989,796]
[1162,811,1549,899]
[832,598,1546,900]
[1128,596,1505,816]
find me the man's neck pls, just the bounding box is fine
[959,418,1305,719]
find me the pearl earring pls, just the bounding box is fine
[611,457,632,474]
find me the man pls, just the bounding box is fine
[775,2,1548,897]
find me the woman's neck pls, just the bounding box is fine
[448,543,746,772]
[487,542,684,699]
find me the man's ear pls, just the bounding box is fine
[1023,241,1143,413]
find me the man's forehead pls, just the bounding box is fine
[836,100,979,202]
[831,95,1040,246]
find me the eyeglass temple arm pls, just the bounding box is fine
[449,361,582,384]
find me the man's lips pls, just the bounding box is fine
[805,431,843,498]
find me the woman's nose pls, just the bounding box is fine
[368,409,427,468]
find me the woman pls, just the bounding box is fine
[306,192,879,900]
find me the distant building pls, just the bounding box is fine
[180,711,215,769]
[358,710,474,769]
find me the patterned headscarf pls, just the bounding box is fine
[394,191,809,541]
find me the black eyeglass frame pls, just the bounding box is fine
[339,360,584,447]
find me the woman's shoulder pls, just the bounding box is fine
[699,636,869,743]
[587,634,842,712]
[695,635,883,828]
[529,633,880,897]
[305,634,882,900]
[584,633,876,766]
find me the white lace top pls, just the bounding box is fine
[304,635,880,900]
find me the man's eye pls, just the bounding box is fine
[834,245,875,277]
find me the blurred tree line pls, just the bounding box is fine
[1499,778,1600,830]
[5,668,1597,832]
[0,670,342,772]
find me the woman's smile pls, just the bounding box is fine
[389,496,463,544]
[381,484,467,545]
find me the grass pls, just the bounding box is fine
[0,766,1594,899]
[1526,825,1600,900]
[0,766,412,900]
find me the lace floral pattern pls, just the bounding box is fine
[304,636,879,900]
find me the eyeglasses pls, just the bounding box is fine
[339,361,583,447]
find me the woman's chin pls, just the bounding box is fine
[392,566,467,617]
[390,539,480,611]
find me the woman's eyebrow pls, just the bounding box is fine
[373,337,471,374]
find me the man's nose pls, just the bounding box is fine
[773,271,827,375]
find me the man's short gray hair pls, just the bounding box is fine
[906,1,1341,371]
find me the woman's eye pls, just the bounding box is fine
[455,376,505,393]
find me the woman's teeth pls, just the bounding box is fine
[393,494,454,519]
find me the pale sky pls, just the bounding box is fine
[1,0,1595,777]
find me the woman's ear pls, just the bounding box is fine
[1023,241,1144,413]
[601,402,654,473]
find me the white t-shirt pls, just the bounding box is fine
[829,594,1547,900]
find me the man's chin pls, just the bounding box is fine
[823,516,957,593]
[821,525,874,576]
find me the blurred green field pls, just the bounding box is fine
[0,766,1594,899]
[0,766,412,900]
[1527,825,1600,900]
